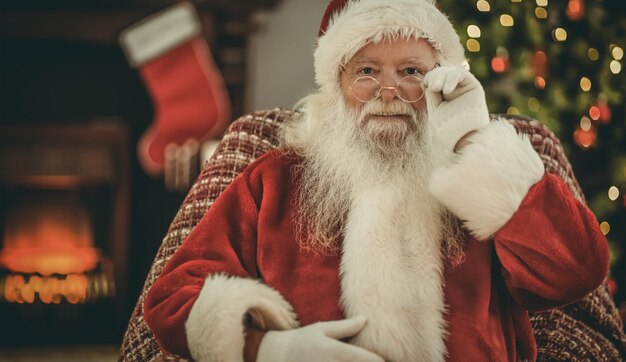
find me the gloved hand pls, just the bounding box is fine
[256,315,384,362]
[423,66,490,152]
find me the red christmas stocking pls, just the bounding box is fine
[120,3,231,175]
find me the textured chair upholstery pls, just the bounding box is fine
[119,109,626,361]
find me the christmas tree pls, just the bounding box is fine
[439,0,625,316]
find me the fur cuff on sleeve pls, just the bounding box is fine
[185,274,299,362]
[428,119,545,240]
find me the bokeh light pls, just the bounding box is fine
[467,25,481,38]
[579,77,592,92]
[535,7,548,19]
[553,28,567,41]
[466,39,480,52]
[610,60,622,74]
[477,0,490,12]
[500,14,514,27]
[534,76,546,89]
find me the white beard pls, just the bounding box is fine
[283,91,465,361]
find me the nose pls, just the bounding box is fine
[378,75,400,103]
[379,85,397,103]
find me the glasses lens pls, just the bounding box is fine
[351,77,379,103]
[397,76,424,103]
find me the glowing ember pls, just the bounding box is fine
[1,272,113,304]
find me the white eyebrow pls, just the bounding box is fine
[349,57,379,65]
[348,57,430,67]
[397,58,430,68]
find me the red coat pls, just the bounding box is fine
[145,143,608,361]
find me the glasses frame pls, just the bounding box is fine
[349,74,426,103]
[344,62,441,104]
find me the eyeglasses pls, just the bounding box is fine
[350,75,425,103]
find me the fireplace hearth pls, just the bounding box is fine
[0,122,129,346]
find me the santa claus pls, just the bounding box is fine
[143,0,609,361]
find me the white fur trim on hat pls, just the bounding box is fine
[314,0,466,93]
[428,119,545,240]
[185,274,299,362]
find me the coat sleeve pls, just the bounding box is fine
[429,119,609,311]
[493,173,609,311]
[143,169,297,361]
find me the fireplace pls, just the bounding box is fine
[0,0,283,350]
[0,122,129,346]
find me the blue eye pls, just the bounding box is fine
[357,67,375,75]
[404,67,423,76]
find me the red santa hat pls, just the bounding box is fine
[314,0,466,93]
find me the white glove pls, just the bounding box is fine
[256,316,384,362]
[423,66,490,152]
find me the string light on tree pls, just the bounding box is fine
[608,186,620,201]
[612,46,624,60]
[467,39,481,52]
[507,106,520,115]
[528,97,541,112]
[467,25,481,38]
[476,0,490,12]
[588,48,599,61]
[589,104,601,121]
[491,46,510,73]
[535,7,548,19]
[600,221,611,236]
[566,0,585,21]
[579,116,592,131]
[534,76,546,89]
[536,0,548,6]
[588,97,612,124]
[491,58,508,73]
[552,28,567,42]
[579,77,591,92]
[573,126,597,148]
[500,14,514,27]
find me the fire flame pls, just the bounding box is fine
[0,196,98,276]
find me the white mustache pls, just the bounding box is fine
[360,100,416,118]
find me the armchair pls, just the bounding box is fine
[119,109,626,361]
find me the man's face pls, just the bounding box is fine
[340,37,438,113]
[338,37,438,153]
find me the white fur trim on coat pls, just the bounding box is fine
[119,2,202,67]
[315,0,466,93]
[185,274,299,362]
[428,119,545,240]
[341,181,448,362]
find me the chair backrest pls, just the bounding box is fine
[118,109,625,361]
